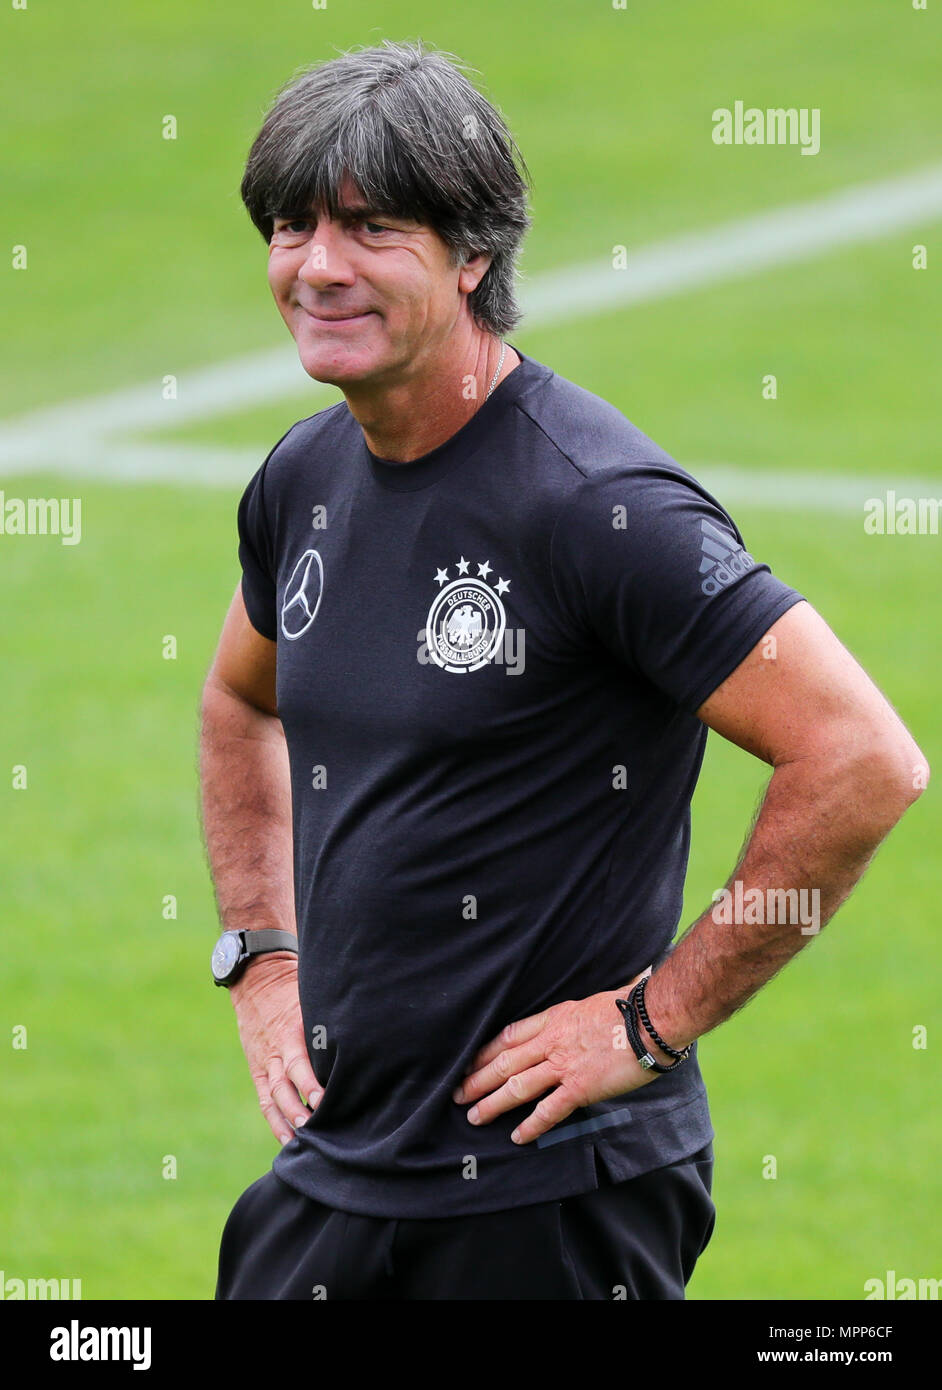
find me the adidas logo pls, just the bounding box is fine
[699,519,755,595]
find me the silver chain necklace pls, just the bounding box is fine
[484,340,507,402]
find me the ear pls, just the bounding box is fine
[458,250,493,296]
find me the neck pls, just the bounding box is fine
[344,332,519,463]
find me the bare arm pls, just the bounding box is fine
[641,599,930,1057]
[453,599,930,1144]
[200,584,293,936]
[200,584,322,1143]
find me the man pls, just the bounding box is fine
[201,40,928,1300]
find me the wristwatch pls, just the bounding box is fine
[211,929,298,987]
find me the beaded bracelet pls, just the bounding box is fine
[616,981,690,1074]
[634,974,693,1064]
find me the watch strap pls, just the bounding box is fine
[241,929,298,959]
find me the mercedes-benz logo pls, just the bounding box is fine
[281,549,324,641]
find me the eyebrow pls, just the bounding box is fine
[276,204,408,225]
[339,203,383,221]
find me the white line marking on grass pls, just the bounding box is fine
[2,162,942,499]
[522,161,942,319]
[693,466,942,514]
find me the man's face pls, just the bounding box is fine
[267,174,482,387]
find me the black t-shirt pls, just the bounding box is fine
[236,346,804,1218]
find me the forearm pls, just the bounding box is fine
[642,747,925,1055]
[199,676,296,939]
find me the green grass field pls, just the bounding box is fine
[2,0,939,1300]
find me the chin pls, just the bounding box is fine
[300,361,367,387]
[298,345,380,386]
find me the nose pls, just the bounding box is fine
[298,218,357,291]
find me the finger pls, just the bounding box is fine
[453,1034,550,1104]
[463,1060,559,1127]
[283,1048,324,1114]
[251,1071,295,1146]
[269,1067,313,1132]
[464,1008,551,1075]
[509,1085,580,1146]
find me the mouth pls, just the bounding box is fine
[300,308,373,325]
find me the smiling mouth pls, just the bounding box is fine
[301,309,372,323]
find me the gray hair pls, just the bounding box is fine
[240,39,533,336]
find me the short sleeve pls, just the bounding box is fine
[237,460,278,641]
[549,462,805,713]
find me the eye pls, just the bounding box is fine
[270,219,313,245]
[270,216,395,244]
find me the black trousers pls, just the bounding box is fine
[215,1143,716,1301]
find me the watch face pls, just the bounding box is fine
[212,933,242,981]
